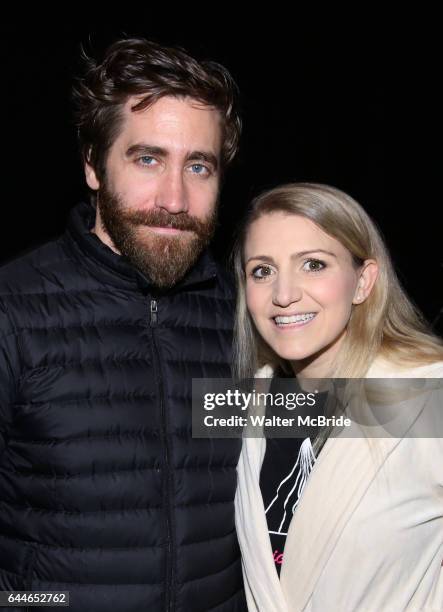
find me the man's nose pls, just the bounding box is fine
[272,274,303,308]
[155,168,189,214]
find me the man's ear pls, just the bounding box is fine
[84,160,100,191]
[353,260,378,304]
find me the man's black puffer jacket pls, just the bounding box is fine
[0,202,246,612]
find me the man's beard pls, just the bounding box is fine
[97,181,218,289]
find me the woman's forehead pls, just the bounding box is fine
[244,212,347,257]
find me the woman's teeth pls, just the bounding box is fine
[274,313,316,326]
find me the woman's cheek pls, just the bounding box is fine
[246,284,269,324]
[313,275,356,304]
[246,284,259,314]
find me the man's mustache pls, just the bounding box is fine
[120,208,206,233]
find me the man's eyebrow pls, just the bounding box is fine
[245,249,337,265]
[126,144,168,157]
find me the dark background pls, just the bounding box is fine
[1,16,441,333]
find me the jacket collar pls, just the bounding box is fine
[64,201,218,293]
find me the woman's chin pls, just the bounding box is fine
[266,332,348,376]
[268,340,322,364]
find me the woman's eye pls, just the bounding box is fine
[251,265,274,279]
[302,259,326,272]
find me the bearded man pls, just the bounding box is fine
[0,37,245,612]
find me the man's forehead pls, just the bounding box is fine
[116,95,223,154]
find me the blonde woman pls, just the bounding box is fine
[233,183,443,611]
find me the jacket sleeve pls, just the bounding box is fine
[0,298,18,458]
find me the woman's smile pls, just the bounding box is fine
[272,312,318,329]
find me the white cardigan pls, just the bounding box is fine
[235,360,443,611]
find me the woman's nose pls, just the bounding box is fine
[272,275,303,308]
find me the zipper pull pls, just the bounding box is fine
[150,299,158,326]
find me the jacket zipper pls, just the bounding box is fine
[150,299,158,325]
[149,298,175,612]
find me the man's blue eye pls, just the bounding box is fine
[191,164,207,174]
[140,156,155,165]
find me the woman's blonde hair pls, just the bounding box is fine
[233,183,443,379]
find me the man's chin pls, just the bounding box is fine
[125,229,205,288]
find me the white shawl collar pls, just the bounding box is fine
[235,361,443,610]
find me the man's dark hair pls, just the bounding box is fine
[73,37,242,181]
